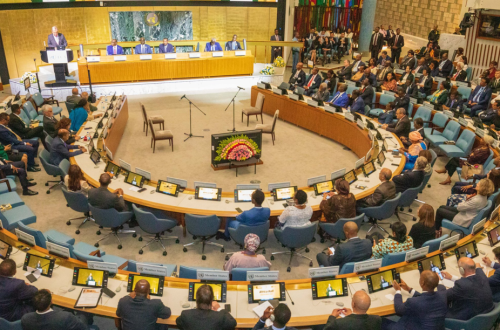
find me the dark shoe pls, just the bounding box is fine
[28,167,41,172]
[28,178,35,181]
[23,189,38,196]
[33,164,40,167]
[27,182,37,187]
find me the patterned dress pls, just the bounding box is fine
[372,236,414,259]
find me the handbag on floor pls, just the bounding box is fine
[461,162,484,179]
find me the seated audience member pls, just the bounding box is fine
[428,60,440,77]
[254,304,297,330]
[482,247,500,302]
[452,156,500,194]
[451,62,467,81]
[377,102,395,124]
[351,54,365,74]
[350,64,365,82]
[0,141,28,169]
[368,58,377,75]
[49,129,85,166]
[0,149,37,196]
[480,99,500,125]
[21,289,90,330]
[419,149,433,174]
[372,221,414,259]
[289,62,306,88]
[393,89,409,112]
[393,156,427,193]
[65,164,91,196]
[324,69,337,95]
[435,135,493,185]
[312,83,330,102]
[320,179,356,224]
[443,90,463,111]
[56,118,78,144]
[400,131,426,171]
[417,69,433,97]
[377,51,391,66]
[437,52,453,77]
[316,221,372,268]
[403,78,418,98]
[360,77,375,109]
[465,78,492,117]
[357,168,396,208]
[397,66,414,86]
[360,67,377,86]
[226,190,270,237]
[413,59,427,75]
[69,99,102,132]
[176,284,236,330]
[42,105,58,138]
[349,90,365,114]
[446,169,500,207]
[278,190,313,228]
[0,259,38,322]
[66,88,82,104]
[205,38,223,52]
[8,104,46,148]
[409,204,436,248]
[429,81,450,109]
[400,118,424,148]
[434,178,493,234]
[107,39,123,55]
[382,270,447,330]
[324,290,382,330]
[81,92,97,112]
[382,108,411,139]
[489,70,500,93]
[327,84,349,108]
[88,173,127,211]
[381,72,397,92]
[441,257,494,320]
[483,60,498,80]
[159,38,174,53]
[423,53,433,67]
[117,279,171,330]
[337,60,353,82]
[304,67,322,96]
[224,234,272,274]
[135,37,152,54]
[400,50,416,70]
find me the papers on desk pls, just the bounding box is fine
[253,301,273,327]
[441,279,455,288]
[385,293,395,301]
[74,288,102,308]
[129,186,142,192]
[24,266,41,279]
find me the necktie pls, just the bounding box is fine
[450,100,455,108]
[211,45,214,51]
[439,60,446,69]
[395,35,398,44]
[473,88,484,102]
[307,75,315,88]
[453,71,460,79]
[142,45,145,53]
[331,93,341,103]
[3,125,21,141]
[373,34,377,46]
[113,46,117,55]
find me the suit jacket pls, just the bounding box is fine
[8,113,31,138]
[205,42,223,52]
[446,268,494,320]
[413,65,428,75]
[489,263,500,302]
[419,75,433,95]
[66,95,82,104]
[452,70,467,81]
[369,32,384,51]
[337,65,353,81]
[393,169,425,193]
[135,44,152,54]
[116,295,171,330]
[361,72,378,86]
[252,319,297,330]
[377,56,392,66]
[225,41,242,51]
[405,83,418,98]
[352,61,366,73]
[289,69,306,87]
[323,237,373,269]
[176,308,237,330]
[313,90,330,102]
[393,95,410,111]
[400,57,416,70]
[376,67,393,82]
[390,34,405,50]
[328,92,349,108]
[438,59,453,77]
[305,74,322,91]
[106,45,124,55]
[0,276,38,322]
[47,33,67,48]
[468,86,493,108]
[324,313,381,330]
[49,137,82,166]
[21,309,86,330]
[270,34,282,51]
[43,116,58,138]
[358,181,396,207]
[351,97,365,114]
[360,85,374,107]
[158,43,174,53]
[489,78,500,93]
[236,207,270,226]
[0,125,24,146]
[88,186,127,212]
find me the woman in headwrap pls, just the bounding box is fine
[320,179,356,226]
[401,131,427,171]
[223,233,271,274]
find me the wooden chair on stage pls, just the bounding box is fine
[149,119,173,153]
[241,92,265,126]
[255,110,279,145]
[140,102,164,136]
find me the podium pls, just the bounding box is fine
[40,49,77,87]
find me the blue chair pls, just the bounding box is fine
[358,193,401,235]
[422,234,449,253]
[46,235,101,259]
[444,302,500,330]
[397,186,421,220]
[61,186,94,234]
[419,172,432,194]
[427,120,461,146]
[227,221,270,257]
[0,199,36,232]
[0,318,22,330]
[346,85,357,96]
[0,178,24,208]
[430,148,438,167]
[369,93,395,117]
[340,262,355,275]
[22,101,44,123]
[59,159,70,178]
[438,129,476,158]
[178,265,218,279]
[72,249,127,269]
[0,178,16,195]
[45,135,54,152]
[132,204,179,256]
[319,213,365,243]
[457,86,472,100]
[183,214,224,260]
[381,250,408,267]
[411,106,432,130]
[457,150,494,183]
[39,149,64,194]
[423,112,448,137]
[465,67,472,82]
[125,260,177,277]
[231,267,270,281]
[487,190,500,218]
[89,204,135,249]
[32,92,62,116]
[442,200,491,235]
[17,222,74,249]
[272,222,317,272]
[65,101,76,114]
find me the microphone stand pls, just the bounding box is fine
[224,87,244,132]
[181,95,206,142]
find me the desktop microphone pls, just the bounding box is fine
[285,288,295,305]
[180,95,186,101]
[237,86,245,90]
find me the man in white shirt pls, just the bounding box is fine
[47,26,67,48]
[224,34,242,51]
[134,37,152,54]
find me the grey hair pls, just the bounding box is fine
[396,108,406,115]
[211,38,216,42]
[41,104,52,114]
[414,156,428,170]
[457,62,464,69]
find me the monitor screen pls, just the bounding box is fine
[188,282,227,302]
[417,254,446,280]
[366,269,400,293]
[488,224,500,247]
[0,239,12,259]
[72,267,108,288]
[313,180,334,196]
[23,254,55,277]
[343,170,357,185]
[127,274,164,296]
[311,278,348,300]
[249,283,285,302]
[362,161,376,177]
[105,161,120,176]
[195,187,222,201]
[273,186,297,201]
[234,189,256,202]
[125,172,144,188]
[454,241,478,261]
[156,180,179,197]
[90,150,100,165]
[378,152,386,166]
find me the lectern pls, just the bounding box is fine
[40,49,77,87]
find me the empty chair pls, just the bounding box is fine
[381,250,409,267]
[0,197,36,232]
[61,186,94,234]
[242,92,265,126]
[231,267,270,281]
[178,265,218,279]
[32,93,62,116]
[444,302,500,330]
[0,178,16,195]
[255,110,279,145]
[72,249,128,269]
[358,193,401,235]
[442,200,491,235]
[0,319,22,330]
[17,222,74,249]
[339,262,355,275]
[457,85,472,100]
[423,112,448,137]
[319,213,364,244]
[422,234,449,253]
[58,159,70,178]
[183,214,224,260]
[272,222,317,272]
[125,260,177,277]
[140,102,164,136]
[427,120,461,146]
[89,204,136,249]
[438,129,476,159]
[149,119,173,153]
[369,93,395,117]
[397,186,421,220]
[46,235,101,259]
[227,221,270,258]
[22,101,44,123]
[38,149,64,194]
[0,178,24,208]
[132,204,179,256]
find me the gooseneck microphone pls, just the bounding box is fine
[180,95,186,101]
[237,86,245,90]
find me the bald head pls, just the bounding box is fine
[458,257,476,276]
[352,291,371,314]
[81,92,89,99]
[99,173,111,187]
[72,88,79,95]
[419,270,439,291]
[0,259,16,277]
[343,221,359,238]
[379,168,392,182]
[134,279,150,296]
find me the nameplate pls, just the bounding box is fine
[455,81,469,88]
[47,50,69,64]
[357,119,365,129]
[212,52,224,57]
[409,97,418,105]
[235,50,246,56]
[0,219,3,229]
[257,82,267,90]
[136,263,168,277]
[439,234,460,251]
[382,91,396,97]
[87,56,100,63]
[458,117,468,126]
[197,270,229,281]
[353,259,382,273]
[307,60,314,68]
[324,104,335,113]
[443,110,454,119]
[246,271,279,281]
[307,99,319,107]
[473,217,487,235]
[272,88,285,96]
[368,130,374,140]
[394,69,405,74]
[140,55,152,60]
[165,53,177,59]
[289,93,300,101]
[135,167,151,180]
[345,112,355,122]
[476,128,485,138]
[15,228,36,246]
[87,261,118,274]
[308,266,339,278]
[405,246,429,263]
[46,242,70,259]
[434,77,445,83]
[189,52,201,58]
[415,73,422,78]
[119,159,131,171]
[346,80,356,87]
[114,56,126,62]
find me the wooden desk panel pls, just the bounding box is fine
[103,96,128,157]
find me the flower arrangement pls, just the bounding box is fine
[273,56,285,68]
[215,134,261,162]
[20,72,37,84]
[260,65,275,75]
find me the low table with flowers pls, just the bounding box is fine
[211,133,263,174]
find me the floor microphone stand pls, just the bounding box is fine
[182,96,206,142]
[224,87,243,132]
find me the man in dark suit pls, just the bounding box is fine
[359,78,374,109]
[393,89,410,112]
[289,62,306,88]
[42,105,58,138]
[21,290,89,330]
[376,61,393,85]
[480,99,500,125]
[225,35,242,51]
[176,284,236,330]
[369,27,384,60]
[135,37,152,54]
[360,68,377,86]
[350,90,365,114]
[351,54,365,74]
[253,304,297,330]
[304,67,322,96]
[489,71,500,93]
[392,156,427,193]
[382,270,448,330]
[47,26,67,48]
[404,78,418,98]
[158,38,174,53]
[400,51,416,70]
[390,28,404,64]
[417,69,433,97]
[106,39,124,55]
[324,290,382,330]
[437,52,453,77]
[88,173,127,211]
[66,88,82,104]
[482,246,500,302]
[377,51,392,66]
[0,113,39,171]
[357,168,396,207]
[8,104,46,148]
[443,90,463,111]
[441,257,494,320]
[465,78,493,117]
[316,221,372,268]
[117,279,171,330]
[451,62,467,81]
[337,60,353,82]
[327,84,350,108]
[412,59,428,75]
[428,25,440,43]
[0,259,38,321]
[270,29,282,63]
[0,151,37,195]
[49,129,85,166]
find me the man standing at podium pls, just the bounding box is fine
[47,26,67,49]
[135,37,152,54]
[159,38,174,53]
[107,39,124,55]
